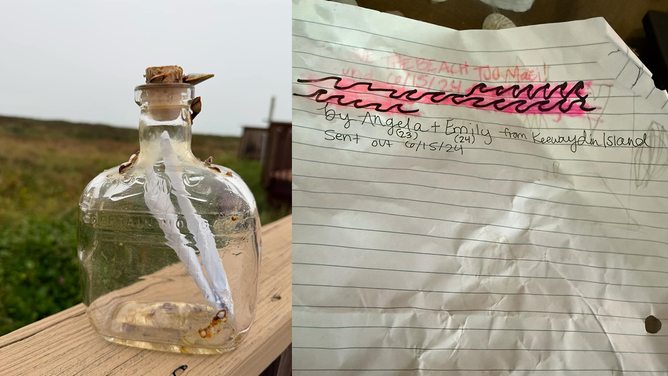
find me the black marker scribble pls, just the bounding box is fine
[294,88,418,114]
[294,76,596,115]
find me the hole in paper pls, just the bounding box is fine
[645,315,662,333]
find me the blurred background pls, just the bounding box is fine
[0,0,291,336]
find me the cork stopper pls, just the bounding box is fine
[137,66,190,121]
[137,65,213,123]
[144,65,184,84]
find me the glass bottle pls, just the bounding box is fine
[77,71,261,354]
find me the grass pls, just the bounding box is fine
[0,115,289,335]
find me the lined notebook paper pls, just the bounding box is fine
[292,1,668,374]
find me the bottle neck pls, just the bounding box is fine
[138,108,194,157]
[135,84,197,163]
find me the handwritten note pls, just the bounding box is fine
[292,0,668,373]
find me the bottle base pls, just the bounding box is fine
[101,334,245,354]
[89,300,248,354]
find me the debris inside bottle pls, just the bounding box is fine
[198,310,228,338]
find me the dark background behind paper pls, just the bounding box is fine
[357,0,668,48]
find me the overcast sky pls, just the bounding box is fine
[0,0,291,136]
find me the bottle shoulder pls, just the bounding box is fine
[79,161,258,216]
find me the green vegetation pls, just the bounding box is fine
[0,116,289,335]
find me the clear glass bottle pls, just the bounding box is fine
[77,78,261,354]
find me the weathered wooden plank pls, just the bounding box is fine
[0,216,292,376]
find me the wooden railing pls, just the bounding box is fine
[0,216,292,376]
